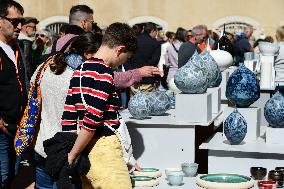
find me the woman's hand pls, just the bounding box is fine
[67,153,76,166]
[135,163,141,171]
[138,66,160,77]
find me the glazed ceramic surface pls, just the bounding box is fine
[224,109,247,145]
[258,41,280,56]
[250,167,267,180]
[128,90,151,120]
[264,91,284,128]
[165,90,175,109]
[200,174,251,183]
[226,64,260,108]
[181,163,198,177]
[174,51,208,94]
[210,49,233,71]
[200,51,221,88]
[146,89,171,115]
[168,78,181,94]
[167,171,184,186]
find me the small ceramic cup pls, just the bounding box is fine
[250,167,267,180]
[167,171,184,186]
[165,168,183,179]
[268,170,284,188]
[258,180,277,189]
[181,163,198,177]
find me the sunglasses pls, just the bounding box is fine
[0,16,24,28]
[35,34,46,38]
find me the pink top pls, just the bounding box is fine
[114,69,142,89]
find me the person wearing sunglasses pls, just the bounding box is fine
[0,1,27,189]
[33,29,53,55]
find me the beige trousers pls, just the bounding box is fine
[130,83,156,96]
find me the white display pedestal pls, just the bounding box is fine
[121,109,222,172]
[223,107,261,142]
[260,55,275,90]
[176,93,212,124]
[221,71,229,101]
[200,132,284,177]
[207,87,221,114]
[266,126,284,144]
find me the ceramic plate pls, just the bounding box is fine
[200,174,251,183]
[131,176,154,181]
[141,168,160,172]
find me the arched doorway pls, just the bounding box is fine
[127,16,168,31]
[213,16,263,39]
[38,16,69,34]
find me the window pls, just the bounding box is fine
[46,22,67,35]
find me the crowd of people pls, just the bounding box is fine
[1,1,284,189]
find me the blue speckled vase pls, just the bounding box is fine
[146,89,171,115]
[224,109,247,145]
[128,90,151,119]
[264,91,284,128]
[174,51,208,94]
[212,70,222,87]
[200,51,221,88]
[226,63,260,108]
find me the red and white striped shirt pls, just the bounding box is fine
[61,58,120,136]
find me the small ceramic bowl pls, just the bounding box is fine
[181,163,198,177]
[167,171,184,186]
[165,168,183,178]
[268,170,284,187]
[250,167,267,180]
[258,180,277,189]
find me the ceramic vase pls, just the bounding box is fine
[264,91,284,128]
[174,51,208,94]
[128,90,151,119]
[200,51,221,88]
[226,64,260,108]
[146,89,171,115]
[224,108,247,145]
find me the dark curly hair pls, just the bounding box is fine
[102,22,137,53]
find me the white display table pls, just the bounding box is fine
[121,109,222,172]
[200,132,284,176]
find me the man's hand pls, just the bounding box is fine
[138,66,160,78]
[67,152,76,166]
[0,117,8,134]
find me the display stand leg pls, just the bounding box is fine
[195,123,215,174]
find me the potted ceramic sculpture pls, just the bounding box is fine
[200,51,221,88]
[264,91,284,128]
[174,51,208,94]
[146,88,171,115]
[128,90,151,119]
[226,63,260,108]
[224,108,247,145]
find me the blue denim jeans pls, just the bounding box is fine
[34,152,82,189]
[0,130,21,189]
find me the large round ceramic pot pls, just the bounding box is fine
[224,109,247,145]
[226,64,260,108]
[210,48,233,71]
[128,90,151,119]
[264,91,284,128]
[199,51,221,88]
[146,89,171,115]
[174,51,208,94]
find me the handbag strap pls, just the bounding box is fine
[34,56,55,85]
[172,43,179,53]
